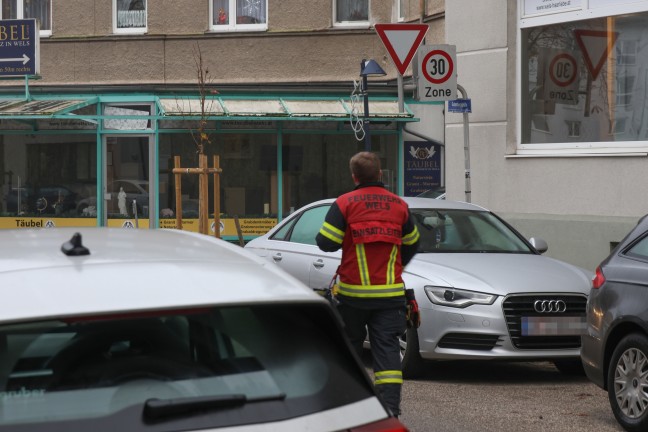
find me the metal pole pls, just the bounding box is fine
[397,73,404,113]
[457,84,471,203]
[363,70,371,151]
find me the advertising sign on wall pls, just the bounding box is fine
[523,0,582,17]
[403,141,442,196]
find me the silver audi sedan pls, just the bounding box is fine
[245,198,593,378]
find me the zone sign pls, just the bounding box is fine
[417,44,457,102]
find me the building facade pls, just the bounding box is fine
[443,0,648,271]
[0,0,445,240]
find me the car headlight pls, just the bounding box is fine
[424,286,497,308]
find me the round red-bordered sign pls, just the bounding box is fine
[549,53,578,87]
[422,50,454,84]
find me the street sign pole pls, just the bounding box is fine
[457,84,471,203]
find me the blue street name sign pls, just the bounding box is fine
[0,19,39,77]
[448,98,471,113]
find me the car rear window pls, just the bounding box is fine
[0,304,375,431]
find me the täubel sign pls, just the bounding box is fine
[0,18,39,77]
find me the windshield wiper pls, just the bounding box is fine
[144,393,286,421]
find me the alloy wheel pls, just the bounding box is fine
[614,347,648,419]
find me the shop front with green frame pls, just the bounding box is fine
[0,93,418,241]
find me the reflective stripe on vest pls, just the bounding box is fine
[319,221,344,244]
[375,370,403,385]
[355,243,371,286]
[403,225,420,245]
[386,244,397,285]
[337,281,405,298]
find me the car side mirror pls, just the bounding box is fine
[528,237,548,254]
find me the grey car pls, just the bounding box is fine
[245,197,593,378]
[582,214,648,432]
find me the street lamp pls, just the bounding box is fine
[360,58,386,151]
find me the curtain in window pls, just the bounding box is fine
[117,0,146,29]
[336,0,368,22]
[236,0,266,24]
[23,0,50,30]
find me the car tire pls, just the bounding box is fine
[553,359,585,375]
[400,327,426,379]
[607,333,648,432]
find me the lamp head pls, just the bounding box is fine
[360,59,386,77]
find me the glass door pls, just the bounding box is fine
[103,135,153,228]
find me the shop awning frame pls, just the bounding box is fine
[0,95,419,123]
[157,96,418,122]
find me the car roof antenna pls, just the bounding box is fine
[61,232,90,256]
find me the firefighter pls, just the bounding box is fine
[316,151,420,417]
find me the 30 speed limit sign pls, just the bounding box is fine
[417,44,457,101]
[542,48,579,105]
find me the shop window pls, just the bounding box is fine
[0,137,96,219]
[210,0,267,32]
[520,11,648,152]
[159,133,275,235]
[113,0,147,34]
[334,0,369,27]
[1,0,51,36]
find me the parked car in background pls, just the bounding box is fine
[0,228,406,431]
[582,214,648,432]
[245,198,593,378]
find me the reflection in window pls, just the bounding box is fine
[1,0,51,33]
[211,0,267,31]
[335,0,369,24]
[114,0,147,32]
[566,120,581,138]
[0,138,96,218]
[521,12,648,147]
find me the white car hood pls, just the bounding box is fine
[405,253,592,295]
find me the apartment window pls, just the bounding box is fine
[398,0,405,21]
[334,0,369,27]
[210,0,267,31]
[616,74,635,106]
[113,0,147,34]
[616,40,637,66]
[1,0,51,36]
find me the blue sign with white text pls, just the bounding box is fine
[404,141,442,197]
[448,98,471,113]
[0,19,39,77]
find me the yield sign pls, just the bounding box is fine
[574,29,618,80]
[375,23,428,75]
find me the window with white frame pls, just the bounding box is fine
[334,0,369,26]
[113,0,147,34]
[210,0,267,31]
[398,0,405,21]
[1,0,51,36]
[521,10,648,149]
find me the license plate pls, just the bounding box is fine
[521,316,585,336]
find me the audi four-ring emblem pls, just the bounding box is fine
[534,299,567,313]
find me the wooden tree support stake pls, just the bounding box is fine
[172,155,222,237]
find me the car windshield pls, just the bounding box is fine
[411,208,533,253]
[0,304,372,430]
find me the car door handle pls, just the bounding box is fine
[313,259,324,269]
[272,253,282,262]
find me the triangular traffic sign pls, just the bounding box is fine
[375,23,429,75]
[574,29,618,80]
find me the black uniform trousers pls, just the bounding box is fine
[337,301,407,417]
